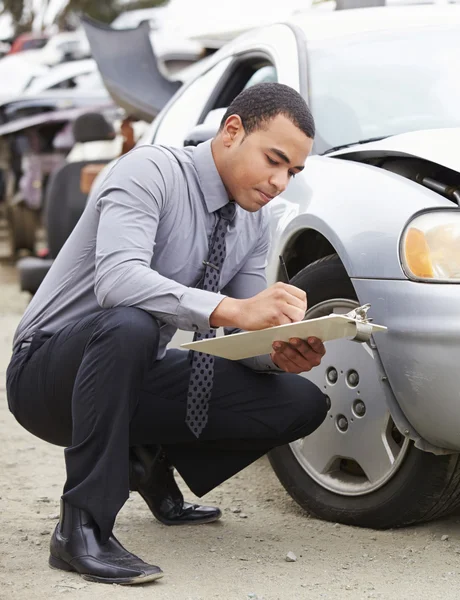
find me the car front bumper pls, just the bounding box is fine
[353,278,460,451]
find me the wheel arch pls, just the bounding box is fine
[280,227,344,281]
[277,229,451,457]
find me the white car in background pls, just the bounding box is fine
[32,29,90,65]
[0,53,49,100]
[0,29,92,101]
[24,59,103,95]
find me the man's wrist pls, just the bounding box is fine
[210,297,242,328]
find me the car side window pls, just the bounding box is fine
[243,65,277,89]
[198,59,277,125]
[50,77,77,90]
[153,57,232,147]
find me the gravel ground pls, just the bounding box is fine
[1,219,460,600]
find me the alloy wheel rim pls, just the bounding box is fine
[291,298,410,497]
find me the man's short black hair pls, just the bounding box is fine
[219,82,315,139]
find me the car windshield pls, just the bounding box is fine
[308,26,460,153]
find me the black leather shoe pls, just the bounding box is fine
[49,499,163,585]
[130,445,222,526]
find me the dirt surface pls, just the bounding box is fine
[1,219,460,600]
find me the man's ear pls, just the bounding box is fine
[221,115,244,147]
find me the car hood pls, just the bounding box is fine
[81,16,182,123]
[330,128,460,174]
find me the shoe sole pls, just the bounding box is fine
[138,490,223,526]
[156,511,222,526]
[49,554,164,585]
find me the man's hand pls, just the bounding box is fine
[271,336,326,374]
[210,282,307,330]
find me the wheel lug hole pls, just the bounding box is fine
[353,400,366,417]
[324,395,331,411]
[326,367,338,385]
[336,415,348,432]
[347,370,359,388]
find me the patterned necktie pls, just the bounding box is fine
[186,202,237,437]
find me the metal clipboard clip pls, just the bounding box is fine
[343,303,375,343]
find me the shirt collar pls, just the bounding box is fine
[194,139,232,214]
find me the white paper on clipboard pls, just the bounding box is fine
[180,311,387,361]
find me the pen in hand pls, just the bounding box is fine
[279,255,290,284]
[279,255,308,322]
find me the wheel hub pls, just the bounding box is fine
[291,298,410,497]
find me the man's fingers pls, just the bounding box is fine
[274,283,307,306]
[290,336,326,356]
[295,339,325,367]
[272,342,317,373]
[272,337,326,374]
[271,350,305,373]
[282,304,306,323]
[289,337,325,360]
[275,286,306,311]
[273,313,295,327]
[307,337,326,356]
[284,293,306,312]
[279,282,307,302]
[273,342,307,371]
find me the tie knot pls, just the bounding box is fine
[218,202,236,222]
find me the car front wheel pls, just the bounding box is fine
[269,254,460,528]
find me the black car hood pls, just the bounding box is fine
[81,16,181,122]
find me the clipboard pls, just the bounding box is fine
[180,304,387,361]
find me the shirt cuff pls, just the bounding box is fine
[177,288,227,332]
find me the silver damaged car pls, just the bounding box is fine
[84,5,460,528]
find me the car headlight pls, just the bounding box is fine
[401,211,460,282]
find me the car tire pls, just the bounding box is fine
[269,254,460,528]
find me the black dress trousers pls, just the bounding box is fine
[6,307,327,542]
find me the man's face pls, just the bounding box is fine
[219,114,313,212]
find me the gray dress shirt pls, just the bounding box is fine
[13,140,281,372]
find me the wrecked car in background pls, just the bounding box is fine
[0,85,115,254]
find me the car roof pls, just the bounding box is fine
[25,59,97,95]
[291,5,460,42]
[192,4,460,50]
[28,59,96,87]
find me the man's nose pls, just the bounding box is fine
[269,171,289,194]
